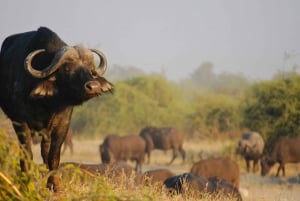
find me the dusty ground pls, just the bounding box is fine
[31,138,300,201]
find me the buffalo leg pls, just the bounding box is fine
[40,130,51,167]
[135,160,142,173]
[46,109,72,192]
[276,163,285,177]
[168,149,178,165]
[253,159,259,173]
[245,159,250,172]
[46,129,67,192]
[13,122,33,172]
[179,147,186,164]
[282,165,285,177]
[146,151,151,164]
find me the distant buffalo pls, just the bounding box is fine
[99,134,146,172]
[142,168,176,186]
[139,126,185,164]
[164,173,242,201]
[261,137,300,177]
[190,157,240,188]
[236,131,265,173]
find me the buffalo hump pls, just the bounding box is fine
[99,134,146,172]
[190,157,240,188]
[139,126,186,164]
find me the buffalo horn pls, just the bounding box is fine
[25,46,70,78]
[90,49,107,75]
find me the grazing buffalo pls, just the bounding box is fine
[139,126,186,164]
[164,173,242,201]
[261,137,300,177]
[236,131,265,173]
[99,134,146,172]
[0,27,113,191]
[142,168,176,186]
[190,157,240,188]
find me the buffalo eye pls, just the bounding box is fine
[64,66,70,73]
[91,69,98,77]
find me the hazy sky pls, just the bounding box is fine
[1,0,300,80]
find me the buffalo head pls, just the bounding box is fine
[260,157,275,176]
[25,45,113,104]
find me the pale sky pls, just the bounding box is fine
[1,0,300,80]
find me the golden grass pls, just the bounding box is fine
[1,129,300,201]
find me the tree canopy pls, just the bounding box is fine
[242,73,300,145]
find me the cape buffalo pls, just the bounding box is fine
[164,173,242,201]
[139,126,186,165]
[261,137,300,177]
[99,134,146,172]
[142,168,175,186]
[0,27,113,191]
[190,157,240,188]
[236,131,265,173]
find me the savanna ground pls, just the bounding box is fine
[1,116,300,201]
[31,137,300,201]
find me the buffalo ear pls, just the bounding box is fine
[97,77,114,93]
[30,79,57,98]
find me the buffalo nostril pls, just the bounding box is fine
[84,81,101,94]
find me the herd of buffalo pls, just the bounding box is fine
[1,27,300,200]
[66,129,300,200]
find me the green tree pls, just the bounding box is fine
[185,92,242,138]
[242,75,300,145]
[71,75,190,138]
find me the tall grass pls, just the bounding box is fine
[0,129,241,201]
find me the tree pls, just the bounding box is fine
[242,75,300,147]
[185,92,242,138]
[71,75,190,137]
[190,62,216,88]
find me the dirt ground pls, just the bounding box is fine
[32,139,300,201]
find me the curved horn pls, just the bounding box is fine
[90,49,107,75]
[25,46,70,78]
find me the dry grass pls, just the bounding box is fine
[1,125,300,201]
[31,137,300,201]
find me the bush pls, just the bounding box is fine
[242,75,300,147]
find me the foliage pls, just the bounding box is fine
[72,75,191,137]
[71,70,250,139]
[242,74,300,146]
[185,92,242,138]
[0,129,44,201]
